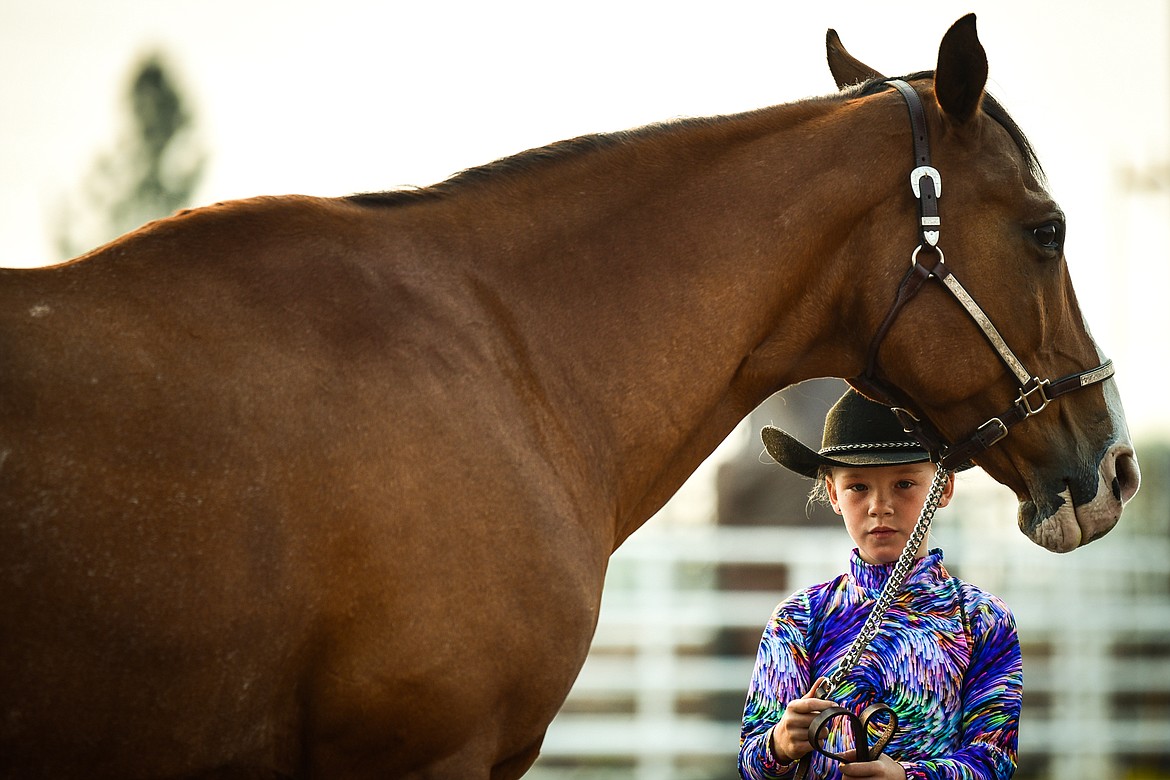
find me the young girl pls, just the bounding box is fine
[738,389,1022,780]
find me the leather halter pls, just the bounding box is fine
[853,79,1116,471]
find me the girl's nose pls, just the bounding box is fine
[868,491,894,516]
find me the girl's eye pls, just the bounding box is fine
[896,480,914,489]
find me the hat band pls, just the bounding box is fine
[819,441,921,455]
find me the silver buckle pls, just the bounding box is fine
[891,406,920,434]
[910,166,942,199]
[974,417,1009,447]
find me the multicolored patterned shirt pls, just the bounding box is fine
[739,548,1022,780]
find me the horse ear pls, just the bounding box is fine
[826,29,884,89]
[934,14,988,124]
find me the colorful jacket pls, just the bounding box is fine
[739,548,1022,780]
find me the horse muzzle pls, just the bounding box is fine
[1021,441,1140,552]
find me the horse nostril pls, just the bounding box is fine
[1114,450,1141,504]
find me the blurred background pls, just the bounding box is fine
[2,1,1167,778]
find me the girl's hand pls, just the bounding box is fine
[840,753,907,779]
[770,677,837,762]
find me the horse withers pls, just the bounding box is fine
[0,14,1138,780]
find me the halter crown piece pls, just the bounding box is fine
[854,80,1116,471]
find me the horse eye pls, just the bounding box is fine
[1033,223,1064,252]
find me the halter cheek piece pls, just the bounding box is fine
[854,79,1116,471]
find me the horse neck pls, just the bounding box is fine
[434,96,905,547]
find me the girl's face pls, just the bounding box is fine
[825,461,954,565]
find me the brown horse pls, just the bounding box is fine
[0,15,1139,780]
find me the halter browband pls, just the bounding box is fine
[855,79,1116,471]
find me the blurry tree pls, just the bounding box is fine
[54,51,205,260]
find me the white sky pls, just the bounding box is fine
[2,0,1168,437]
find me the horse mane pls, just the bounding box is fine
[345,71,1042,208]
[344,115,734,208]
[344,134,622,208]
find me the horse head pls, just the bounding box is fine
[829,15,1139,552]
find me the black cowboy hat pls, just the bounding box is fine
[762,389,954,478]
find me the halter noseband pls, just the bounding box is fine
[854,79,1115,471]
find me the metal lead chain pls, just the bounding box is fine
[818,463,951,698]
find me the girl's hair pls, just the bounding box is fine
[807,466,833,511]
